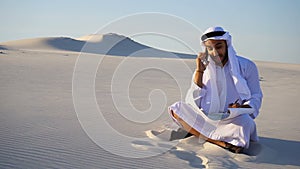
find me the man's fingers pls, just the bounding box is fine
[198,52,206,59]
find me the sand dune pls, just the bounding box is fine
[0,36,84,51]
[0,45,7,50]
[0,37,299,168]
[0,33,195,58]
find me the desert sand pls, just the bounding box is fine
[0,34,299,168]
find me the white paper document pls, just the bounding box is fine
[226,108,255,119]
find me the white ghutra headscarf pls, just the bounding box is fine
[199,26,251,114]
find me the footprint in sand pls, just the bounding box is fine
[131,129,177,152]
[131,129,209,168]
[169,148,209,168]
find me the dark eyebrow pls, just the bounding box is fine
[215,42,224,46]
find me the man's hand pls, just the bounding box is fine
[194,52,209,88]
[228,99,252,108]
[228,103,252,108]
[228,102,240,108]
[196,52,209,72]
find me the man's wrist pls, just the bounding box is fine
[195,69,204,73]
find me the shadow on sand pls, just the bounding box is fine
[245,136,300,167]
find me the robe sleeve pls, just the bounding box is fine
[185,72,207,110]
[242,61,263,119]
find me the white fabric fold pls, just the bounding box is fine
[202,57,227,113]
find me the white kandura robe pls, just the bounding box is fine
[168,56,263,148]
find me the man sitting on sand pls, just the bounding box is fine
[169,26,263,153]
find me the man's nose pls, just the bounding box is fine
[212,48,218,56]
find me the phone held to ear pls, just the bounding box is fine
[201,49,209,66]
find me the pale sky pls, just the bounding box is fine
[1,0,300,63]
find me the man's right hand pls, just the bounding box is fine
[194,52,209,88]
[196,52,209,72]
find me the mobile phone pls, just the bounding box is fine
[201,49,209,66]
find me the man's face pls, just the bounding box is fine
[204,39,228,66]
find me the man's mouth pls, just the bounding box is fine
[212,55,222,63]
